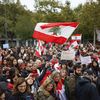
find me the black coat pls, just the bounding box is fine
[9,92,34,100]
[76,77,100,100]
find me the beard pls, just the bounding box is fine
[75,71,81,76]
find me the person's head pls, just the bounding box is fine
[60,69,67,79]
[12,74,19,84]
[42,78,55,92]
[26,73,35,85]
[83,69,94,81]
[13,77,30,94]
[61,63,67,69]
[2,58,7,65]
[13,59,18,66]
[73,64,82,76]
[0,88,5,100]
[50,71,60,82]
[32,63,38,70]
[35,59,42,68]
[9,68,19,84]
[92,60,99,68]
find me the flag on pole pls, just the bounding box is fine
[35,40,43,57]
[69,40,79,49]
[32,22,79,44]
[71,34,82,40]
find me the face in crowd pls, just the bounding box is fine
[14,77,29,94]
[74,65,82,76]
[46,83,54,92]
[53,72,60,82]
[17,81,27,93]
[60,69,67,79]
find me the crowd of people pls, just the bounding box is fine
[0,41,100,100]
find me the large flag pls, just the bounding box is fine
[71,34,82,40]
[32,22,79,44]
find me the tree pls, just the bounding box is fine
[74,1,100,42]
[15,14,33,39]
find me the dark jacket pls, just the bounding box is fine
[67,74,79,100]
[9,93,34,100]
[76,77,100,100]
[96,76,100,96]
[64,78,70,100]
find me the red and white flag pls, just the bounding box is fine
[33,22,79,44]
[35,40,43,57]
[69,40,79,49]
[56,82,66,100]
[71,34,82,40]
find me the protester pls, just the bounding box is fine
[36,77,56,100]
[9,77,34,100]
[68,64,82,100]
[76,69,100,100]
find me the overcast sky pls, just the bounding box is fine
[20,0,87,11]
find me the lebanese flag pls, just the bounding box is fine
[71,34,82,40]
[69,40,79,49]
[32,22,79,44]
[56,81,67,100]
[35,40,43,57]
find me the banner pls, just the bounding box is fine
[80,56,92,65]
[3,43,9,49]
[61,50,75,60]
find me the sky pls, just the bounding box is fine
[20,0,87,11]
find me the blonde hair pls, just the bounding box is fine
[42,77,54,89]
[50,71,60,79]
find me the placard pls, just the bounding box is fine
[61,50,75,60]
[80,56,92,65]
[3,43,9,49]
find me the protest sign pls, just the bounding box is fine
[80,56,92,65]
[3,43,9,49]
[61,50,75,60]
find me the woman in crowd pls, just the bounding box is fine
[60,69,69,100]
[9,77,34,100]
[36,77,56,100]
[50,71,68,100]
[91,60,100,77]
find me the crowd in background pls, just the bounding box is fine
[0,42,100,100]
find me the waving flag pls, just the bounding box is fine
[35,40,43,57]
[71,34,82,40]
[32,22,79,44]
[69,40,79,49]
